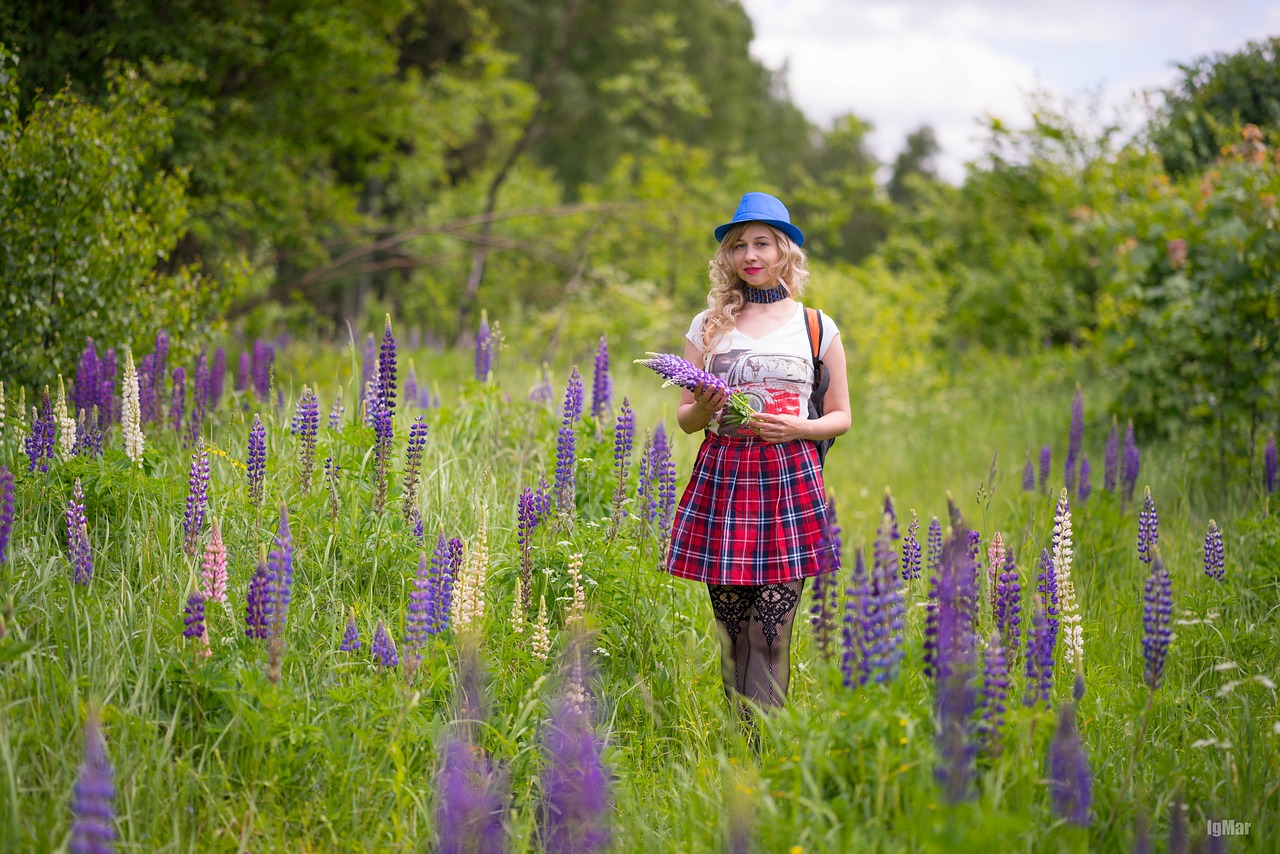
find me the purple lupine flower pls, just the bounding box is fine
[977,630,1010,756]
[474,311,493,381]
[1065,388,1083,496]
[540,692,612,854]
[371,375,394,515]
[236,350,251,394]
[608,398,635,532]
[187,356,209,447]
[1121,421,1140,504]
[402,416,429,522]
[327,389,344,430]
[404,364,418,409]
[26,386,56,472]
[1023,597,1050,707]
[209,346,226,411]
[554,367,583,515]
[633,352,754,426]
[0,465,14,564]
[811,497,843,662]
[168,366,186,438]
[1038,445,1052,494]
[98,348,117,426]
[361,332,377,392]
[152,329,169,413]
[1021,452,1035,492]
[882,490,899,540]
[1143,548,1173,691]
[840,548,871,688]
[994,552,1022,667]
[70,709,115,853]
[1104,420,1119,493]
[591,336,611,422]
[251,338,273,400]
[1048,703,1092,827]
[74,406,104,459]
[926,516,943,579]
[137,353,157,425]
[296,386,320,493]
[74,340,99,423]
[378,314,398,423]
[901,510,922,581]
[324,456,341,520]
[411,509,425,540]
[246,414,267,506]
[517,488,549,612]
[1078,456,1092,504]
[183,591,206,639]
[933,530,979,804]
[266,505,294,633]
[1138,487,1158,565]
[866,510,906,683]
[435,736,506,854]
[339,611,361,651]
[1266,436,1278,494]
[406,552,433,653]
[428,531,462,635]
[371,619,398,667]
[245,559,271,639]
[1204,520,1224,580]
[182,439,211,557]
[654,424,677,533]
[66,478,92,585]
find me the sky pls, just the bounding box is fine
[738,0,1280,181]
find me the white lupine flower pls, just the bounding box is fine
[510,584,525,635]
[565,552,586,627]
[122,350,145,466]
[15,386,26,438]
[55,375,76,458]
[1053,488,1083,667]
[0,381,6,446]
[530,595,551,662]
[451,505,489,633]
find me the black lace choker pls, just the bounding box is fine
[743,283,788,304]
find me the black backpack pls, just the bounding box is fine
[803,307,834,468]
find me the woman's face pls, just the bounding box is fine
[732,223,782,288]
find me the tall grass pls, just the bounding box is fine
[0,335,1276,852]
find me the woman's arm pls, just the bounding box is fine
[676,339,728,434]
[749,334,852,444]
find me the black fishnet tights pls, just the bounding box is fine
[707,580,804,711]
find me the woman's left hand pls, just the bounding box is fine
[749,412,809,444]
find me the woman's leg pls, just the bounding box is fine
[706,584,754,703]
[742,580,805,707]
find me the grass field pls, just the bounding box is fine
[1,332,1276,852]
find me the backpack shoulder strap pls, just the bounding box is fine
[804,306,823,364]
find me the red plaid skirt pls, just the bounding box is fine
[666,432,831,585]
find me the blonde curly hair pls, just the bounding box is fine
[698,222,810,365]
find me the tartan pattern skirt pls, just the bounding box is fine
[666,432,831,586]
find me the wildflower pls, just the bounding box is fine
[1138,487,1158,564]
[209,346,226,411]
[452,507,489,633]
[169,366,186,438]
[1078,456,1092,503]
[70,709,116,853]
[245,559,271,640]
[0,465,13,564]
[402,416,429,522]
[977,630,1010,755]
[1204,520,1224,580]
[1143,548,1173,691]
[554,367,583,516]
[901,510,922,581]
[251,338,273,401]
[66,478,92,585]
[372,619,398,668]
[474,309,493,381]
[565,553,587,627]
[866,510,906,683]
[371,374,394,515]
[1065,388,1083,496]
[182,439,211,557]
[236,350,251,395]
[591,335,611,421]
[934,531,979,803]
[1054,489,1083,668]
[1021,451,1035,492]
[841,548,872,688]
[266,505,294,632]
[1266,436,1277,493]
[339,610,361,651]
[0,382,5,446]
[55,375,76,458]
[1023,597,1051,707]
[74,341,100,425]
[378,314,398,423]
[607,398,634,537]
[810,497,842,661]
[404,364,418,409]
[994,551,1022,667]
[183,591,206,640]
[328,387,344,430]
[406,551,433,654]
[1047,703,1092,827]
[1038,445,1052,494]
[26,386,56,472]
[633,352,754,426]
[882,489,899,540]
[246,414,266,506]
[324,455,341,520]
[201,518,228,603]
[517,486,549,613]
[540,670,612,853]
[926,516,942,578]
[295,386,319,493]
[531,595,552,661]
[1121,421,1140,505]
[361,332,377,395]
[653,424,677,533]
[1104,419,1119,493]
[434,736,506,854]
[986,532,1005,614]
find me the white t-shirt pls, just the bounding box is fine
[685,303,840,436]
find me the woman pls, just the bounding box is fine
[668,192,851,721]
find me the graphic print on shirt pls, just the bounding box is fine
[710,348,811,438]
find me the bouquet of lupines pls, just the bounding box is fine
[633,353,755,427]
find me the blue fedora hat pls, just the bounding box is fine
[714,191,805,247]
